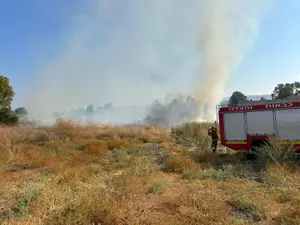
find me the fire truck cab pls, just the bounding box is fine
[217,98,300,152]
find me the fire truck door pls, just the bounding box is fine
[224,112,246,142]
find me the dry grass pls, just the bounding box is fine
[164,155,199,173]
[0,120,299,225]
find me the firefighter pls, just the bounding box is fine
[208,121,218,153]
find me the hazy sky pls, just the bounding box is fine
[0,0,299,109]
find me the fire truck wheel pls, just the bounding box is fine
[251,140,268,151]
[246,150,256,160]
[248,140,269,160]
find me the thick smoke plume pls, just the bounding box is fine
[25,0,273,124]
[195,0,273,120]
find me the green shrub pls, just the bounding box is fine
[148,179,168,194]
[0,108,19,125]
[229,191,267,222]
[171,122,211,139]
[254,137,297,166]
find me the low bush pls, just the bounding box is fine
[254,137,297,166]
[164,155,199,173]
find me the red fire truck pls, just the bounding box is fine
[218,98,300,152]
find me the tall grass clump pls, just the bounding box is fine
[164,155,199,173]
[171,122,211,139]
[254,137,297,166]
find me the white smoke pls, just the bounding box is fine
[25,0,273,124]
[194,0,274,120]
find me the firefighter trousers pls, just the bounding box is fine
[211,139,218,152]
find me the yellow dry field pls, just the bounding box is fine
[0,120,299,225]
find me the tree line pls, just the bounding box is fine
[228,82,300,106]
[0,74,27,125]
[0,73,299,125]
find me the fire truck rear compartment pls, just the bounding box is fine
[275,108,300,140]
[246,110,275,136]
[223,108,300,150]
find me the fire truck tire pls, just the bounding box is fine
[247,140,268,160]
[247,140,269,160]
[251,140,268,151]
[246,151,255,160]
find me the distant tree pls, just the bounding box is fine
[150,100,165,117]
[293,82,300,96]
[0,74,18,125]
[76,108,85,113]
[52,111,63,119]
[144,100,166,124]
[271,82,300,99]
[96,106,103,112]
[229,91,248,106]
[0,108,18,125]
[186,95,197,104]
[150,100,162,107]
[0,74,14,109]
[104,102,113,109]
[15,107,28,115]
[86,104,94,113]
[271,83,295,99]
